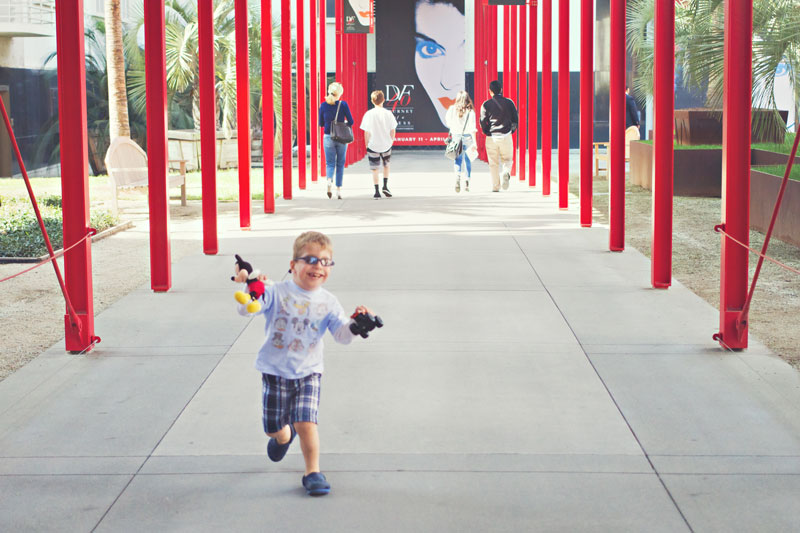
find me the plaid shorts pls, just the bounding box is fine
[367,148,391,169]
[261,373,321,434]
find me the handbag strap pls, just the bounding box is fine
[460,111,470,135]
[334,100,342,123]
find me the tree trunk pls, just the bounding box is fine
[105,0,130,140]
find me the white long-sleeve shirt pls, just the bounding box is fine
[445,107,478,137]
[238,279,354,378]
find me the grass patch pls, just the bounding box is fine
[0,195,119,257]
[638,132,797,154]
[752,132,797,155]
[636,140,723,150]
[752,164,800,182]
[0,167,282,204]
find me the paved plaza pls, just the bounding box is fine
[2,152,800,531]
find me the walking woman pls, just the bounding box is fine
[318,82,354,199]
[445,90,477,192]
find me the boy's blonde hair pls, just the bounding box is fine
[293,231,333,258]
[371,90,385,106]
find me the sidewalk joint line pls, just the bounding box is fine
[89,319,252,532]
[510,229,696,533]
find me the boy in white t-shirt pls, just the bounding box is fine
[237,231,377,496]
[360,90,398,199]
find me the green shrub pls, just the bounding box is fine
[0,199,119,257]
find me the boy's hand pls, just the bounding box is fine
[349,307,383,339]
[257,273,269,282]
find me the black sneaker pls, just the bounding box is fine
[373,191,381,199]
[382,187,393,198]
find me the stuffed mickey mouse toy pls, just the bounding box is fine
[232,254,269,313]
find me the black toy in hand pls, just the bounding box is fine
[349,311,384,338]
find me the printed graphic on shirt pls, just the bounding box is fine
[293,300,310,316]
[292,317,310,335]
[271,332,285,349]
[275,316,288,331]
[278,295,291,315]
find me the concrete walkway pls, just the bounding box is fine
[2,152,800,532]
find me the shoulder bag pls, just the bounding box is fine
[444,112,469,160]
[330,101,354,144]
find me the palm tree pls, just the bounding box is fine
[627,0,800,133]
[123,0,284,139]
[35,22,147,174]
[104,0,131,140]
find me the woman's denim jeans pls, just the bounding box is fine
[454,134,472,177]
[323,134,347,187]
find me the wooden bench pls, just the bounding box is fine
[593,126,642,178]
[105,136,187,215]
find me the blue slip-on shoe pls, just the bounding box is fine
[302,472,331,496]
[267,425,296,462]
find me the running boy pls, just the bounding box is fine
[236,231,375,496]
[360,90,397,199]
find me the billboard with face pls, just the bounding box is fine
[344,0,374,33]
[375,0,465,145]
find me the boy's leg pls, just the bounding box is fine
[381,151,393,197]
[294,421,321,475]
[267,425,293,444]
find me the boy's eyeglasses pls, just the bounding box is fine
[294,255,335,267]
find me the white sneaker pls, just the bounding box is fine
[502,171,510,190]
[455,178,461,193]
[465,180,470,192]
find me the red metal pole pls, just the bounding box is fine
[608,0,625,250]
[510,6,518,176]
[281,0,293,199]
[504,6,510,96]
[651,0,674,288]
[528,0,538,187]
[474,0,487,161]
[518,5,527,183]
[296,0,307,189]
[718,0,752,348]
[144,0,172,291]
[55,0,94,352]
[360,35,366,161]
[262,0,275,213]
[236,0,251,228]
[542,0,552,196]
[490,8,498,86]
[198,0,218,254]
[310,0,319,181]
[557,0,569,209]
[336,0,342,97]
[579,0,593,226]
[319,0,327,177]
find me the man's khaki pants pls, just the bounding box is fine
[485,134,514,191]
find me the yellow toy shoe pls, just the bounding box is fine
[234,291,250,305]
[246,301,262,313]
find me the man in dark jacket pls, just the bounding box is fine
[480,80,518,192]
[625,86,640,130]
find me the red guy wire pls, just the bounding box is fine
[733,129,800,334]
[0,96,83,331]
